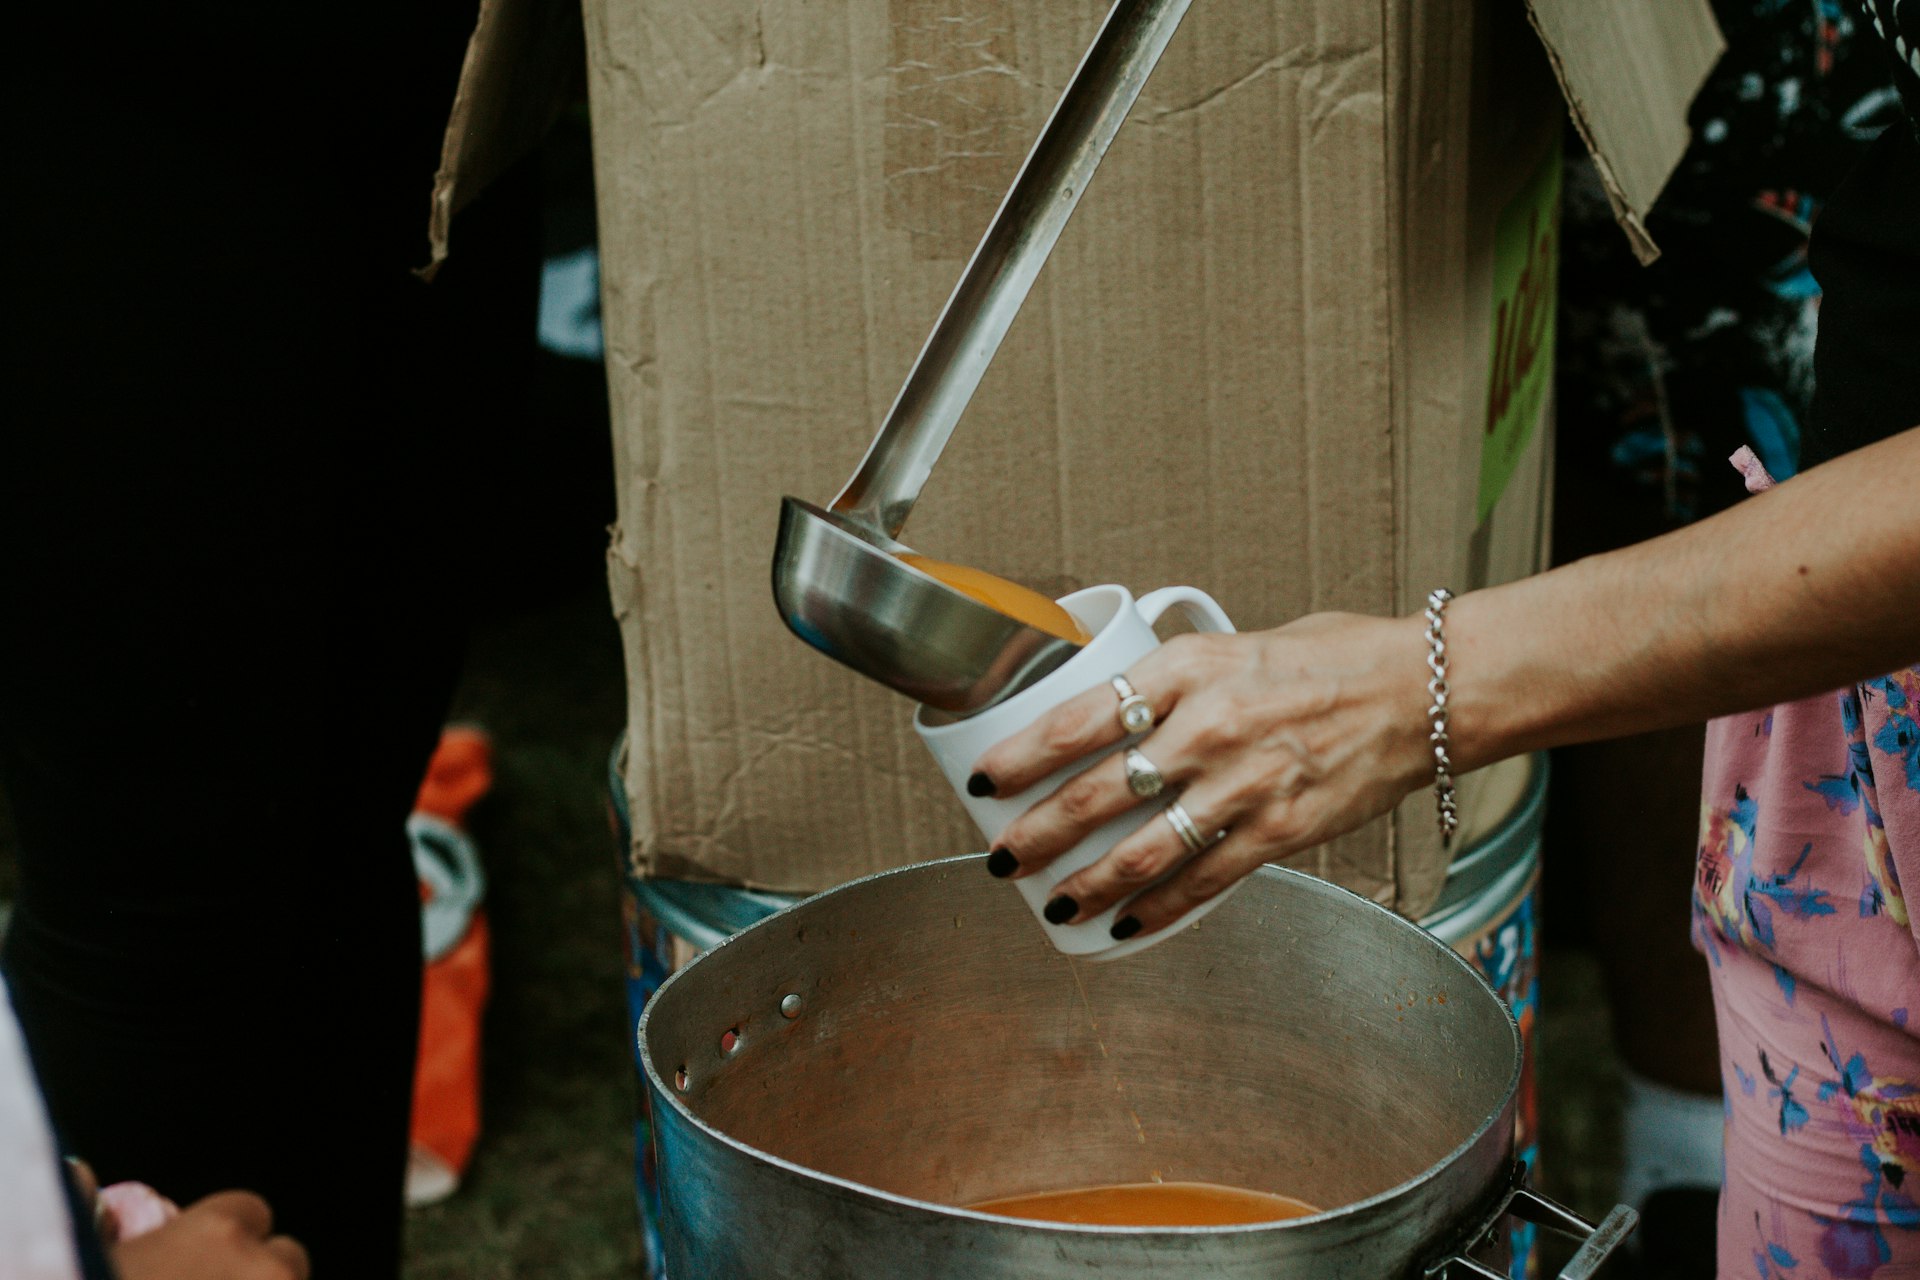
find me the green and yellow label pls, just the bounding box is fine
[1478,147,1561,524]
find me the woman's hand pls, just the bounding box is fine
[969,611,1436,941]
[111,1191,310,1280]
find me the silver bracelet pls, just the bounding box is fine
[1424,589,1460,850]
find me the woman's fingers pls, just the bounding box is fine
[990,723,1207,878]
[63,1158,99,1207]
[1040,778,1259,923]
[969,633,1221,800]
[264,1235,312,1280]
[193,1191,275,1241]
[967,682,1147,802]
[1101,826,1281,940]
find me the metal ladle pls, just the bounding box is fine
[772,0,1194,716]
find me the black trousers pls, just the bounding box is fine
[1,4,535,1272]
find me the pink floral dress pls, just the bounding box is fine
[1695,667,1920,1278]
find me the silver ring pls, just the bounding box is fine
[1163,801,1210,856]
[1123,748,1166,799]
[1111,675,1155,734]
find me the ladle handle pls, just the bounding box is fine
[831,0,1194,538]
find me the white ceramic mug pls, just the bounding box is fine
[914,583,1238,960]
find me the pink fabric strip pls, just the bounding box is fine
[1730,445,1778,493]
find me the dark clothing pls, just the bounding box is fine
[1555,0,1919,547]
[1807,2,1920,464]
[1,4,536,1274]
[1555,0,1898,538]
[1805,119,1920,465]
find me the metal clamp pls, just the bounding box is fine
[1425,1164,1638,1280]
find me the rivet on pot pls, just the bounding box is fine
[720,1027,741,1055]
[780,993,802,1019]
[673,1066,689,1092]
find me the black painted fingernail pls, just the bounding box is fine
[1109,915,1143,941]
[966,771,997,798]
[1043,895,1079,925]
[986,848,1019,878]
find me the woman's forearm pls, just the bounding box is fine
[1450,425,1920,769]
[972,425,1917,939]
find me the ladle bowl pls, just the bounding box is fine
[772,499,1080,715]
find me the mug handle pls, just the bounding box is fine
[1136,586,1237,636]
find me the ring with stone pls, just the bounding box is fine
[1163,800,1212,856]
[1111,675,1155,735]
[1123,747,1166,799]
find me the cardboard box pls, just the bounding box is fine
[519,0,1721,912]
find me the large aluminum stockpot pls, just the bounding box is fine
[639,858,1630,1278]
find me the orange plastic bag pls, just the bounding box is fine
[406,727,493,1206]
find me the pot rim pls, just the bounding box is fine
[638,856,1523,1237]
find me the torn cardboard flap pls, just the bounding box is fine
[422,0,583,277]
[1523,0,1725,265]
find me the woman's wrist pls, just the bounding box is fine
[1360,610,1452,805]
[1429,583,1564,776]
